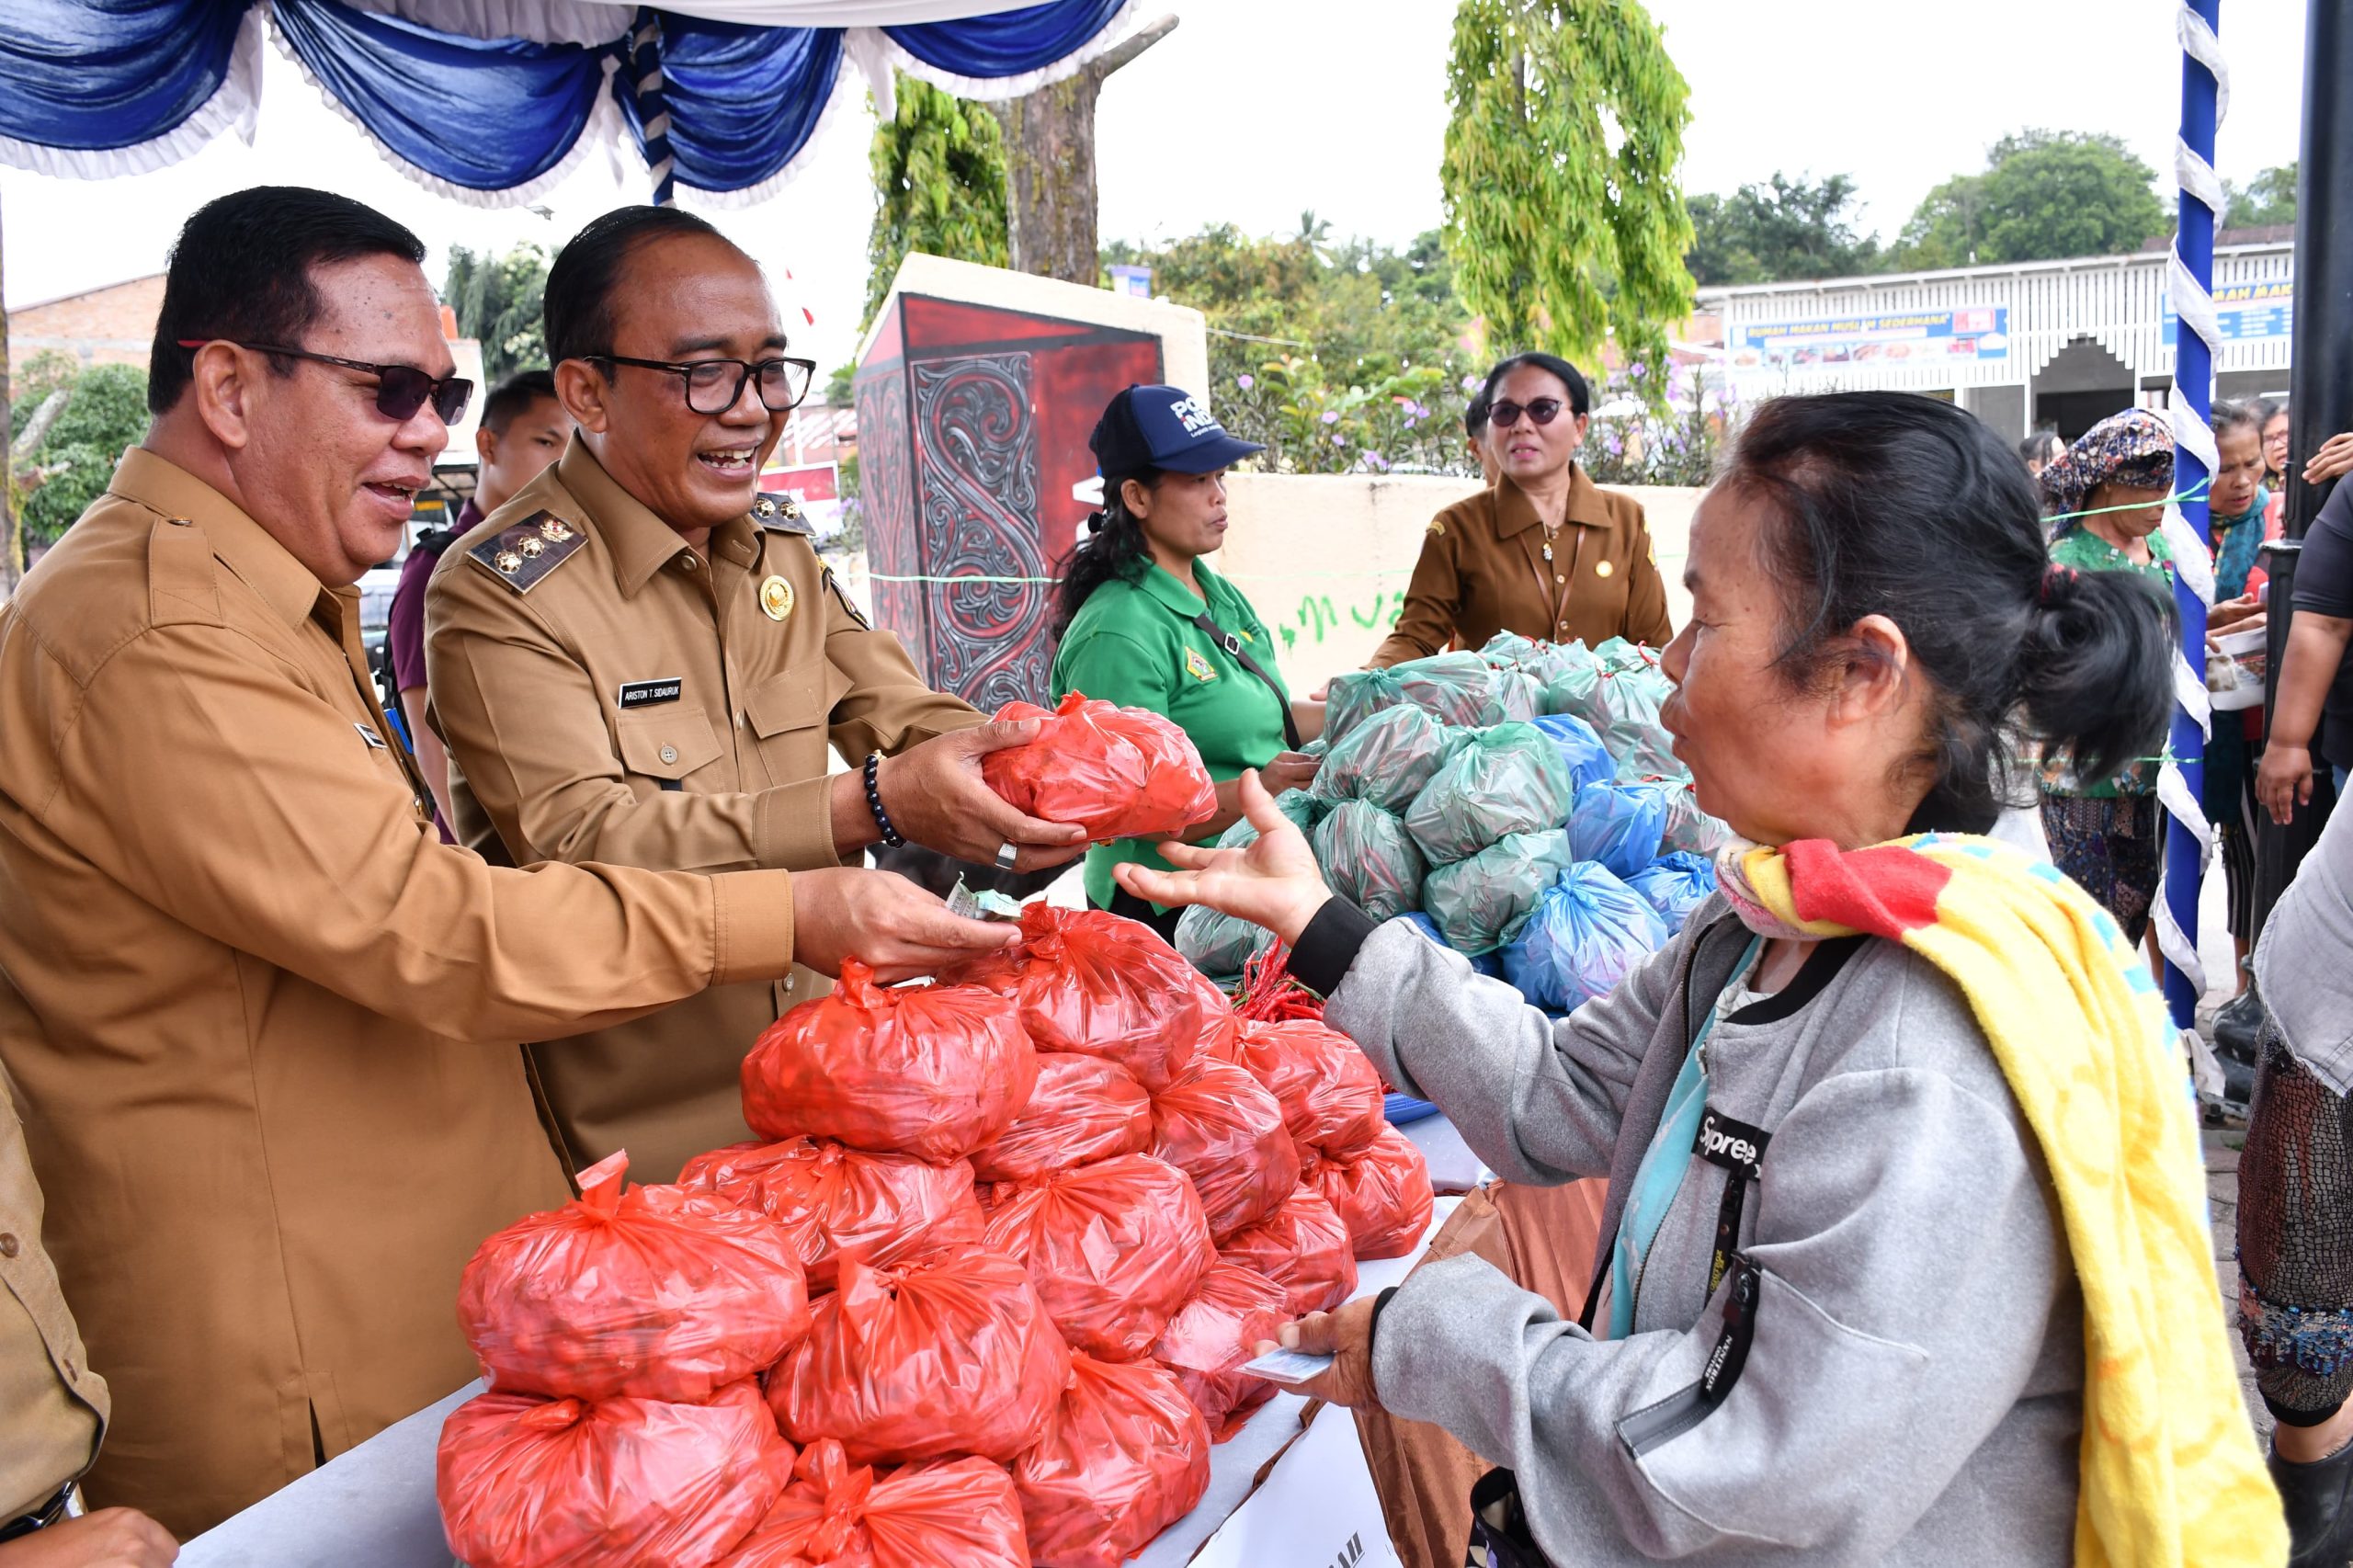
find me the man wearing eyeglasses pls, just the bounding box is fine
[0,186,1020,1539]
[423,205,1086,1186]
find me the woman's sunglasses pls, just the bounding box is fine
[177,339,475,426]
[1488,397,1570,428]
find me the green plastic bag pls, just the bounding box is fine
[1313,705,1452,813]
[1480,668,1542,725]
[1402,722,1575,865]
[1597,665,1683,782]
[1313,800,1426,921]
[1539,643,1604,722]
[1170,792,1327,981]
[1660,778,1733,857]
[1421,830,1574,954]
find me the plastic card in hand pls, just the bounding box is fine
[1239,1348,1335,1387]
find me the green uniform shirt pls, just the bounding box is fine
[2041,526,2175,799]
[1051,562,1290,909]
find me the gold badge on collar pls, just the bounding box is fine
[1596,559,1615,578]
[760,575,795,622]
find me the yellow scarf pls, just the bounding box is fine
[1716,832,2281,1566]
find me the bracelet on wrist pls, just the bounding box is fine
[862,752,905,847]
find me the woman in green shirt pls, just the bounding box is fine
[2036,408,2177,963]
[1051,385,1324,937]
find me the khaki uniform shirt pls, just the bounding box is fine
[0,1081,106,1522]
[426,439,980,1184]
[0,449,799,1538]
[1371,464,1674,666]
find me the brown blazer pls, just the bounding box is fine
[0,449,801,1537]
[426,437,982,1184]
[1370,465,1673,666]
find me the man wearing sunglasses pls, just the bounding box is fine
[0,186,1019,1540]
[423,205,1086,1187]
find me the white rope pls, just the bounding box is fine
[2158,503,2217,608]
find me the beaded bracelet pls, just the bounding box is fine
[862,752,904,847]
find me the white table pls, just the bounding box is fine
[181,1116,1474,1567]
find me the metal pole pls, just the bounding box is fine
[2283,0,2353,542]
[2158,0,2221,1030]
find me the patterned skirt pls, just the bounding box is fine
[2040,791,2164,946]
[2239,1017,2353,1421]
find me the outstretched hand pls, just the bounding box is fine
[1111,769,1332,946]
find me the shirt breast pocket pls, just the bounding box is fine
[616,706,722,791]
[742,664,853,785]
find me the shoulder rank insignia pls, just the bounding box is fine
[821,566,872,631]
[750,492,813,536]
[467,509,585,595]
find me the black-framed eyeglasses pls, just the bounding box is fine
[1489,397,1569,428]
[592,354,816,415]
[176,340,473,425]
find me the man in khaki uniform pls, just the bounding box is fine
[0,1085,175,1566]
[0,187,1012,1539]
[427,206,1086,1183]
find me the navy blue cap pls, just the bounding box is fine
[1089,384,1265,480]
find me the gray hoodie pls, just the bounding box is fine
[1298,900,2083,1565]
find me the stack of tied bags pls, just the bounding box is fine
[434,701,1431,1568]
[1182,634,1732,1021]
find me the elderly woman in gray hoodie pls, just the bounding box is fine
[1121,392,2273,1565]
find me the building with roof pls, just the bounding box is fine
[1698,227,2294,440]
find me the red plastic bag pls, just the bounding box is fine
[714,1439,1029,1568]
[1151,1262,1292,1439]
[1188,971,1245,1066]
[741,960,1037,1164]
[1307,1125,1435,1260]
[679,1139,984,1290]
[458,1153,811,1404]
[438,1381,792,1568]
[969,1053,1154,1183]
[1012,1354,1211,1568]
[1148,1059,1298,1241]
[981,691,1218,842]
[981,1153,1217,1361]
[951,904,1203,1092]
[1234,1019,1385,1161]
[770,1251,1068,1465]
[1216,1185,1358,1318]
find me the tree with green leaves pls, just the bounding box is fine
[1438,0,1695,386]
[2224,162,2296,229]
[1893,131,2165,269]
[864,72,1008,328]
[443,244,551,384]
[17,363,151,551]
[1686,172,1880,285]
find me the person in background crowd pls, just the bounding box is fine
[1049,384,1322,939]
[0,1082,176,1567]
[1464,394,1501,487]
[426,205,1084,1183]
[2034,410,2177,972]
[2235,795,2353,1568]
[1121,392,2272,1565]
[2258,455,2353,823]
[1371,353,1672,665]
[383,368,568,836]
[2017,428,2064,477]
[2200,402,2284,1002]
[2260,399,2292,492]
[0,186,1017,1538]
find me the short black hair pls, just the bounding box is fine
[480,369,560,437]
[1479,352,1591,419]
[150,187,426,415]
[1465,397,1490,442]
[543,205,731,367]
[1723,392,2172,834]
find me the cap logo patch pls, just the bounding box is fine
[1168,394,1221,438]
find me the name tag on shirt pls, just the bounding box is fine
[618,677,684,710]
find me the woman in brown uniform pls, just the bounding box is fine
[1371,353,1673,665]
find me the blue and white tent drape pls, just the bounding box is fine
[0,0,1136,205]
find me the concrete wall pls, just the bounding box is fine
[1211,473,1704,692]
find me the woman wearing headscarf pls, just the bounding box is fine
[2035,409,2177,962]
[1119,392,2278,1565]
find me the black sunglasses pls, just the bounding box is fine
[178,340,473,425]
[1488,397,1571,428]
[592,354,816,415]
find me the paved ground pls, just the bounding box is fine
[2207,1126,2271,1448]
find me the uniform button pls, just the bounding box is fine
[659,744,678,765]
[0,1234,17,1259]
[680,554,699,571]
[1554,574,1566,585]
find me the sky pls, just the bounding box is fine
[0,0,2312,381]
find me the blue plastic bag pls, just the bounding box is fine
[1500,863,1670,1012]
[1625,851,1719,935]
[1401,911,1503,978]
[1529,714,1614,797]
[1566,781,1670,880]
[1403,723,1575,865]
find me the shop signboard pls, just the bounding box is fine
[2163,277,2293,345]
[1729,306,2008,370]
